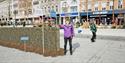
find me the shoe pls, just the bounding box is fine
[91,39,95,42]
[70,53,73,55]
[64,50,67,55]
[70,51,73,55]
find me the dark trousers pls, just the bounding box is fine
[91,32,96,42]
[64,37,72,54]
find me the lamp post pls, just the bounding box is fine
[13,10,17,27]
[8,0,11,25]
[86,0,88,22]
[112,0,115,25]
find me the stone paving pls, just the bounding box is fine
[60,29,125,41]
[0,36,125,63]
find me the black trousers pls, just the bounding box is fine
[64,37,72,54]
[91,32,96,41]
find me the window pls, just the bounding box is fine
[71,0,77,4]
[102,2,106,9]
[88,9,91,11]
[62,7,68,13]
[41,1,43,3]
[95,7,98,11]
[110,6,113,10]
[118,5,122,9]
[28,9,32,15]
[94,2,98,11]
[48,7,50,12]
[45,0,47,3]
[44,7,46,12]
[56,6,58,12]
[13,10,18,15]
[102,8,106,10]
[70,6,77,12]
[82,10,85,12]
[13,3,18,8]
[118,0,123,9]
[33,1,39,5]
[88,4,92,10]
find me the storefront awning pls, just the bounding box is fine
[61,12,78,17]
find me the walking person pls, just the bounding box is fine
[90,20,97,42]
[59,21,74,55]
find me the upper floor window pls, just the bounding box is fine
[70,6,77,12]
[102,7,106,10]
[88,9,91,11]
[110,6,113,10]
[56,6,58,12]
[33,1,39,5]
[95,7,98,11]
[71,0,77,4]
[118,0,123,9]
[13,3,18,8]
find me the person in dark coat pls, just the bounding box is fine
[90,21,97,42]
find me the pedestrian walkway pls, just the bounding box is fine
[60,28,125,41]
[0,37,125,63]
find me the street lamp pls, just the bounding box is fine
[86,0,88,22]
[8,0,11,25]
[13,10,17,27]
[112,0,115,25]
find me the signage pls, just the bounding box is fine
[20,36,29,42]
[93,11,108,14]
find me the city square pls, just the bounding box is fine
[0,0,125,63]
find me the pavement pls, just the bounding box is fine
[0,26,125,63]
[60,28,125,41]
[0,37,125,63]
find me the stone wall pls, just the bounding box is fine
[0,27,64,57]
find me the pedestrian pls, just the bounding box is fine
[23,21,26,27]
[59,21,74,55]
[90,20,97,42]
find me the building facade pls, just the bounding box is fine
[0,0,125,26]
[0,0,12,25]
[60,0,80,24]
[80,0,125,25]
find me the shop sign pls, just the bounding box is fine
[93,11,108,14]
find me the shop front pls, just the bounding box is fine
[80,10,125,26]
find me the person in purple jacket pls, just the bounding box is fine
[59,21,74,55]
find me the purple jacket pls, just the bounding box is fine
[60,24,74,38]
